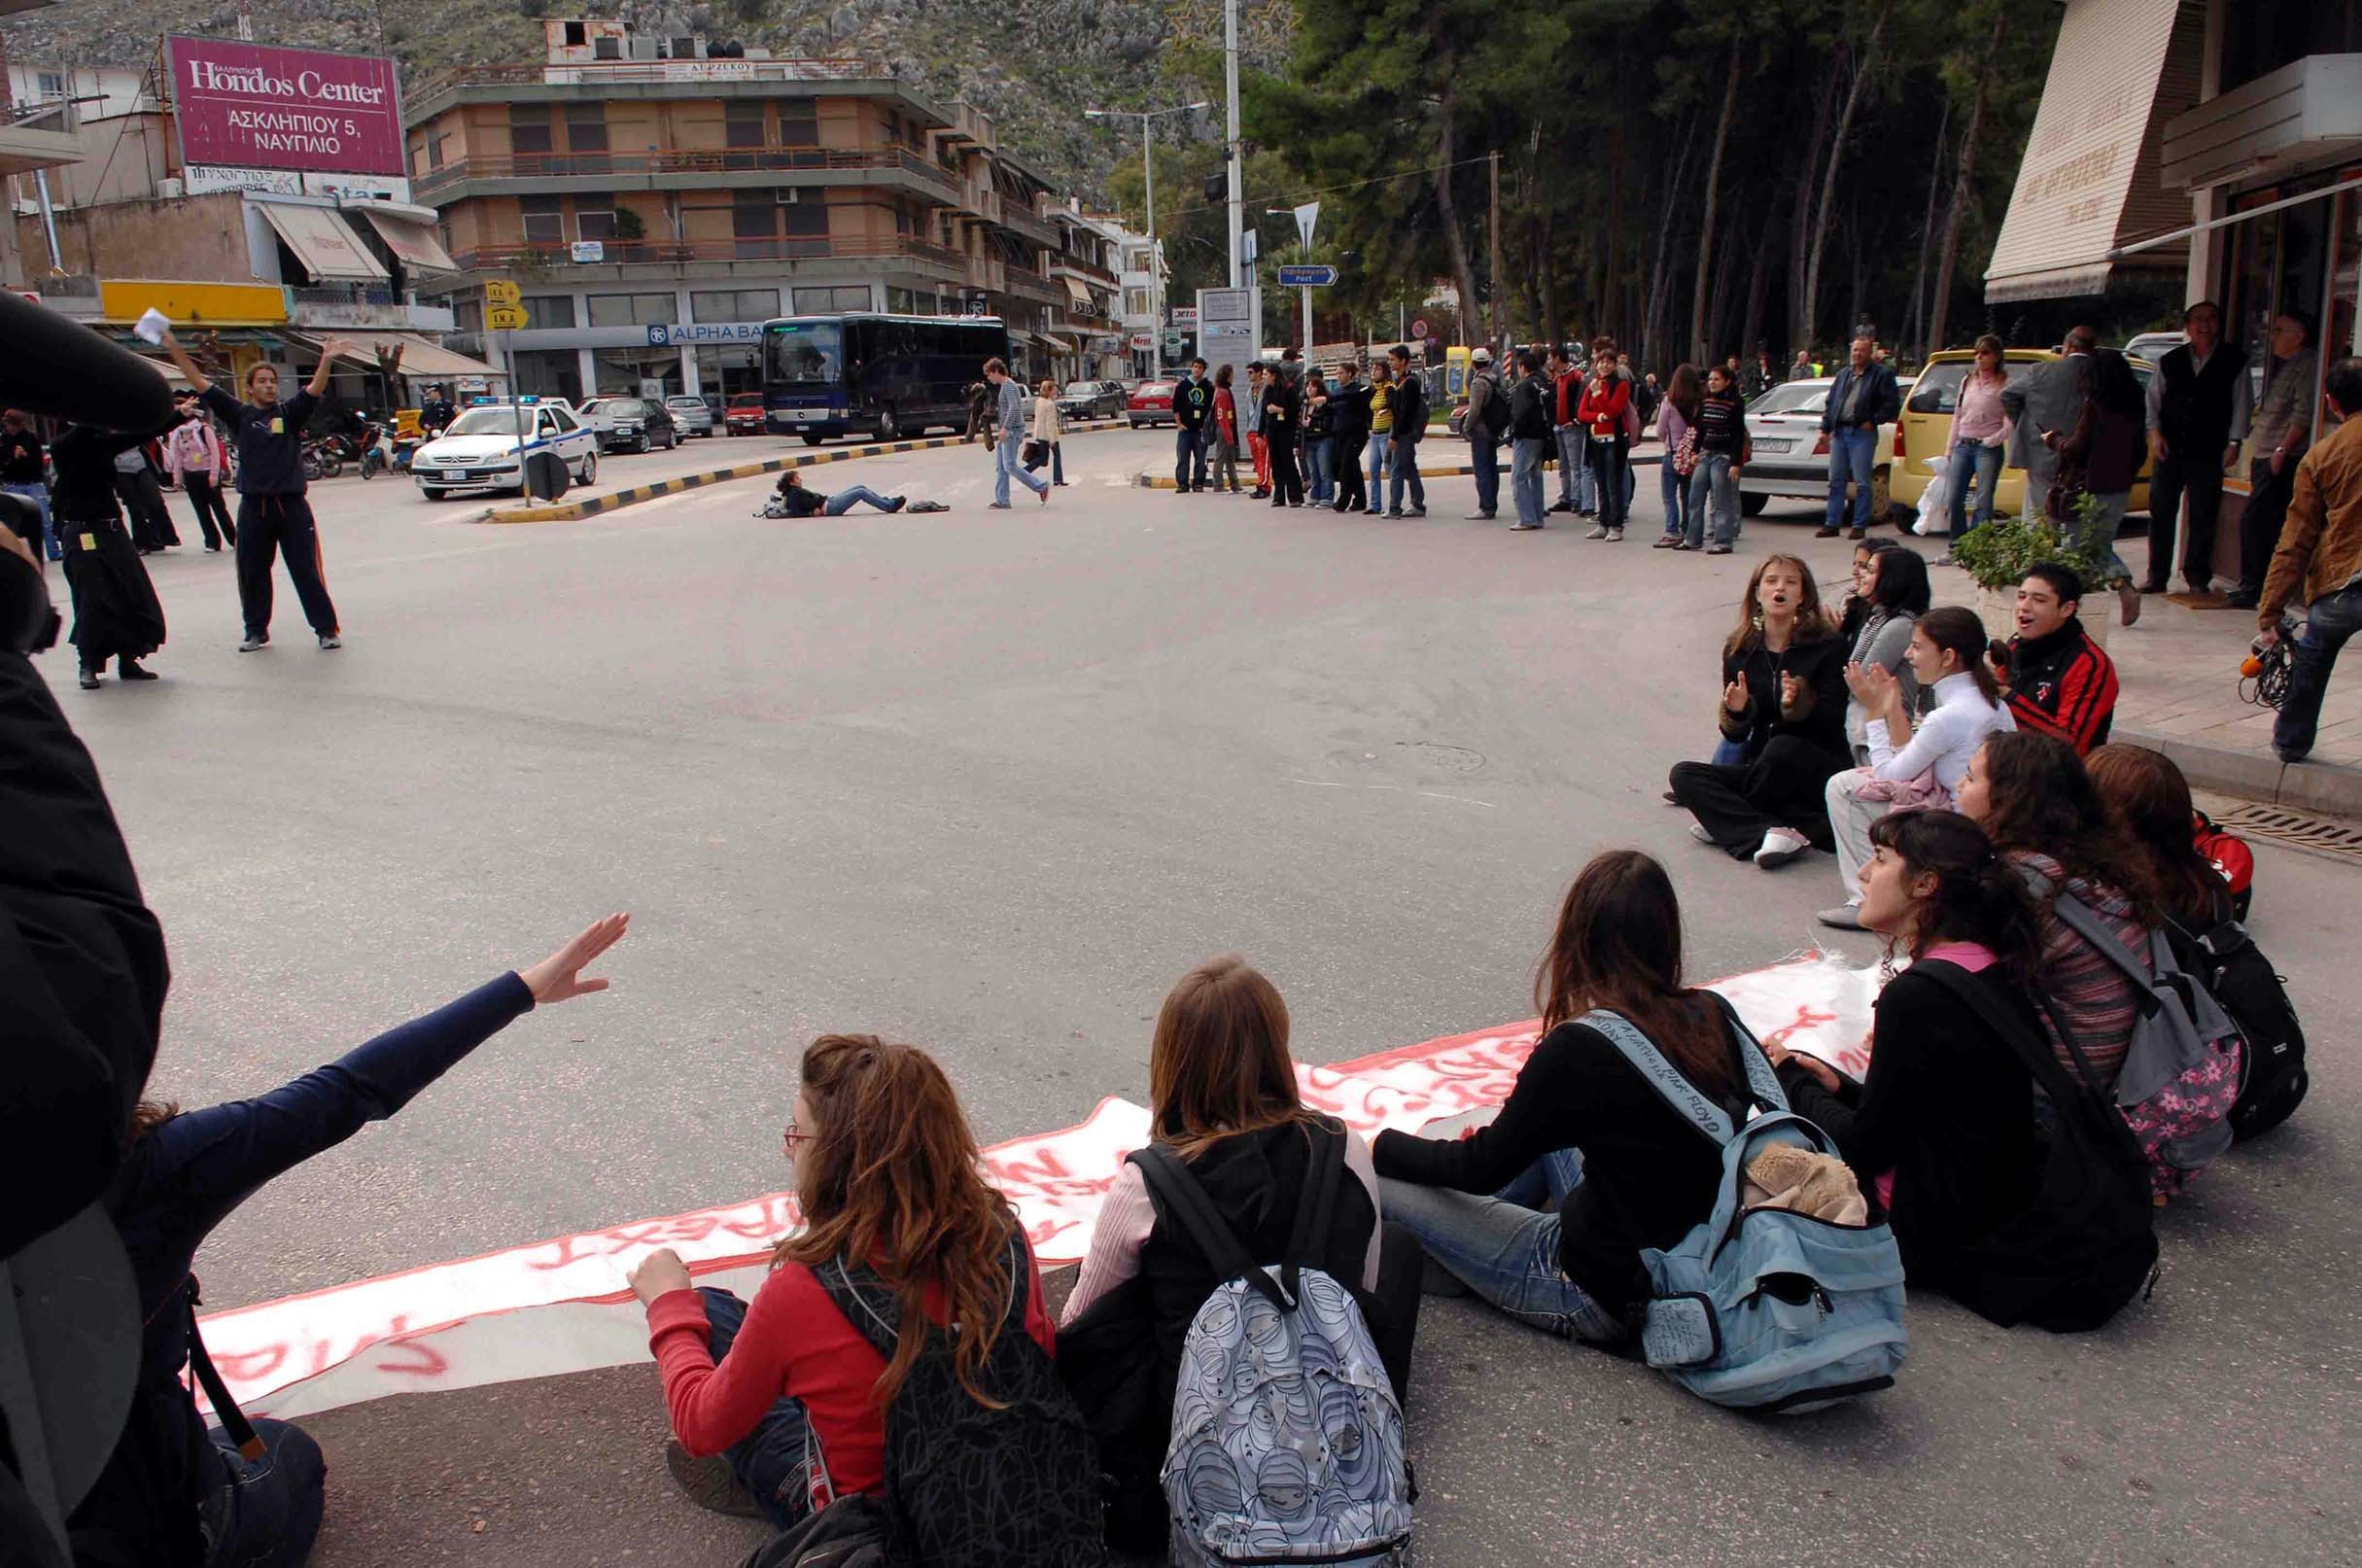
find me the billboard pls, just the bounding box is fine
[166,37,404,177]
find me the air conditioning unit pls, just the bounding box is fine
[629,35,660,59]
[776,188,800,204]
[670,37,699,57]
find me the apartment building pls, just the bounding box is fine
[401,18,1097,401]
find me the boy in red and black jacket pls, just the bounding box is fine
[1995,563,2119,753]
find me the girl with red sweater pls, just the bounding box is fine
[628,1034,1061,1528]
[1577,347,1633,540]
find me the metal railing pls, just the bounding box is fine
[413,145,960,198]
[407,57,891,117]
[289,284,397,308]
[444,233,965,271]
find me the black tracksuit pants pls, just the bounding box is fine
[235,493,339,640]
[183,472,236,549]
[1268,436,1303,506]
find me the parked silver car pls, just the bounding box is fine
[664,395,717,437]
[1735,375,1912,526]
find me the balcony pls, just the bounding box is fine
[283,284,459,331]
[404,57,903,122]
[444,232,965,280]
[1049,255,1118,290]
[412,145,962,202]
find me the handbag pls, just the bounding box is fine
[1022,438,1048,467]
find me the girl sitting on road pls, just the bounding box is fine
[1819,606,2016,929]
[1767,810,2044,1295]
[1667,554,1851,868]
[1372,851,1746,1345]
[630,1033,1067,1531]
[1837,544,1929,762]
[2085,744,2234,932]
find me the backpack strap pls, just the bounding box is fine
[1701,993,1790,1116]
[1578,1008,1736,1147]
[2043,889,2161,993]
[816,1227,1028,1364]
[184,1277,265,1462]
[1277,1121,1347,1304]
[1130,1144,1294,1311]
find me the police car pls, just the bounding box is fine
[412,398,601,500]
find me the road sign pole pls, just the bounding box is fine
[506,328,526,488]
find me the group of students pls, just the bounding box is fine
[1173,347,1432,518]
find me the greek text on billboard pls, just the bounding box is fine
[167,37,404,177]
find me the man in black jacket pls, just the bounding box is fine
[2144,299,2252,595]
[1172,359,1213,492]
[1507,349,1553,530]
[1815,335,1900,541]
[1262,360,1304,507]
[1463,347,1504,519]
[1385,346,1428,517]
[1328,362,1372,514]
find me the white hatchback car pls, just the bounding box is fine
[413,401,600,501]
[1736,375,1913,527]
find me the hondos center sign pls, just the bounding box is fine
[167,38,404,177]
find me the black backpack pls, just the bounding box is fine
[1912,961,2159,1332]
[752,1235,1106,1568]
[2169,909,2308,1141]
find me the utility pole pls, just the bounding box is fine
[1225,0,1243,289]
[1486,149,1503,356]
[1142,115,1159,380]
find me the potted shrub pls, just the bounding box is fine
[1948,496,2117,648]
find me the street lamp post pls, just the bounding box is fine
[1085,101,1206,380]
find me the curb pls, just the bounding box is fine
[476,419,1129,524]
[1132,451,1663,490]
[2115,727,2362,818]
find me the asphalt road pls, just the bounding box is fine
[43,431,2360,1566]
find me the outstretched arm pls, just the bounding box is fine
[306,340,353,400]
[159,330,213,397]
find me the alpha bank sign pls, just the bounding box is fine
[647,323,766,346]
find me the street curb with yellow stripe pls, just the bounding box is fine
[477,419,1129,524]
[1130,450,1662,490]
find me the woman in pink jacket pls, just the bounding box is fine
[162,401,236,552]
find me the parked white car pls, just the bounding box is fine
[664,395,717,437]
[1736,375,1914,527]
[412,401,600,500]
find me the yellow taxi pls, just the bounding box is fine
[1892,347,2154,522]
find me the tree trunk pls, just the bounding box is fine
[1902,96,1951,357]
[1690,38,1744,365]
[1802,0,1894,351]
[1432,90,1483,355]
[1787,58,1842,355]
[1927,10,2008,356]
[1646,108,1703,373]
[1740,192,1777,365]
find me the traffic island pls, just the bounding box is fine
[473,419,1128,524]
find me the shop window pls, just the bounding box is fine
[510,104,553,157]
[587,293,677,328]
[577,208,617,242]
[520,295,575,329]
[2220,0,2362,96]
[782,201,829,240]
[520,193,565,246]
[732,200,775,241]
[692,289,780,322]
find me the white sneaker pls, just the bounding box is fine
[1583,523,1609,540]
[1689,823,1717,844]
[1754,827,1812,868]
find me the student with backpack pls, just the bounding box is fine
[631,1033,1101,1565]
[1772,810,2159,1331]
[2088,745,2308,1139]
[1956,732,2241,1199]
[1374,851,1902,1411]
[1058,956,1418,1564]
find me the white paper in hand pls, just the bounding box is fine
[134,308,171,345]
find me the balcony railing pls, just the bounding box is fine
[444,233,964,272]
[413,145,961,199]
[289,284,397,308]
[1049,255,1118,289]
[407,57,893,117]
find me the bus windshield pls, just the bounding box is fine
[770,323,843,385]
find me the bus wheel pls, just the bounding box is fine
[877,407,900,441]
[803,434,825,447]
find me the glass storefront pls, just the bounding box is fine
[510,349,582,403]
[693,344,762,399]
[2225,168,2356,474]
[594,348,684,397]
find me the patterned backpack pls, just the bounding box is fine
[800,1235,1106,1568]
[1133,1129,1412,1568]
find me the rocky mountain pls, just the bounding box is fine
[1,0,1298,199]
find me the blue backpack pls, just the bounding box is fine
[1582,1007,1908,1413]
[1134,1128,1412,1567]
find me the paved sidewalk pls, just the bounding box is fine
[1928,529,2361,815]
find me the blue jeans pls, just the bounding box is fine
[1471,436,1501,514]
[1710,737,1747,766]
[1553,426,1586,507]
[1365,432,1390,502]
[1174,426,1207,489]
[1945,438,2004,539]
[1023,440,1064,485]
[1305,436,1334,502]
[1377,1151,1623,1342]
[823,483,898,515]
[1,480,56,560]
[1824,425,1878,531]
[1659,455,1697,539]
[698,1286,816,1532]
[2276,586,2362,762]
[997,431,1048,504]
[1388,438,1425,513]
[1589,437,1628,527]
[1685,455,1740,548]
[198,1417,325,1568]
[1511,436,1547,525]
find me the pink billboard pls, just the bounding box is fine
[167,37,405,177]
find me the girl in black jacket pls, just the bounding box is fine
[1373,852,1749,1342]
[1766,810,2043,1293]
[1668,553,1851,866]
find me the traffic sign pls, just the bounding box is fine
[1410,317,1430,339]
[1276,263,1337,289]
[487,305,530,331]
[484,280,521,307]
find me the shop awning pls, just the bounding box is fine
[257,202,389,283]
[356,207,459,273]
[295,331,501,379]
[1062,277,1093,307]
[1039,335,1074,355]
[1982,0,2202,305]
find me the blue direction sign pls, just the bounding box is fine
[1276,263,1338,288]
